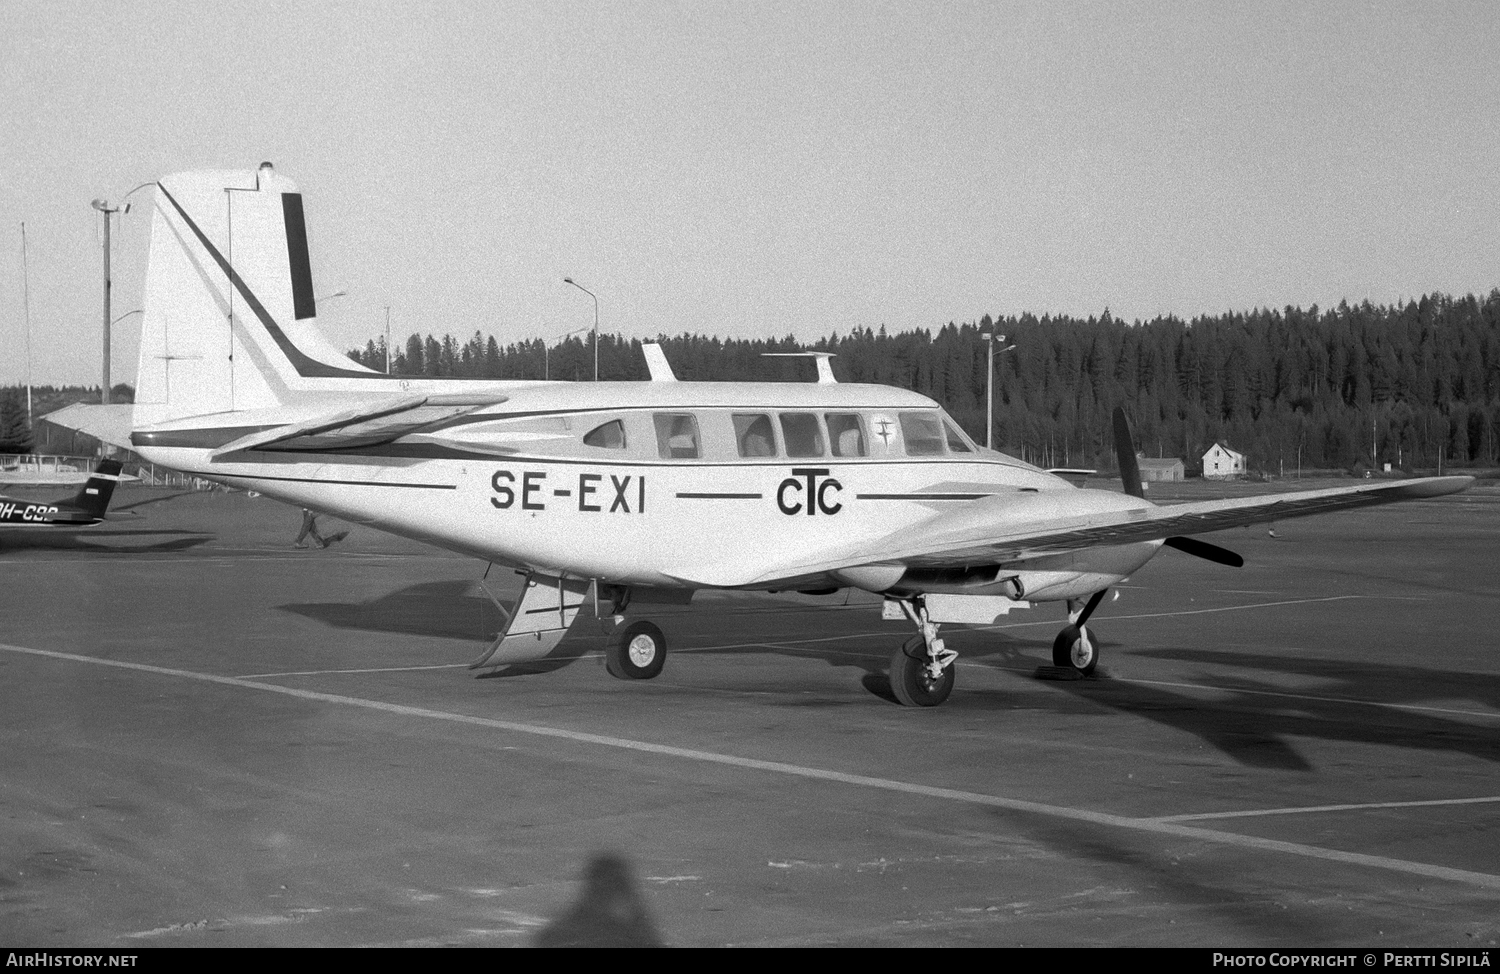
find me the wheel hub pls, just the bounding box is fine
[627,635,657,667]
[1071,634,1093,669]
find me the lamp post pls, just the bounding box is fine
[562,277,599,381]
[980,329,1016,450]
[91,182,152,404]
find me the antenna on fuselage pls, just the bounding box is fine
[641,342,677,382]
[761,352,837,383]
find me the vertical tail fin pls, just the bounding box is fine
[69,460,123,519]
[134,163,382,424]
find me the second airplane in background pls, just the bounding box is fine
[0,460,124,528]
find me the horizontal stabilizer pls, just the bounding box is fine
[40,404,137,451]
[210,393,507,457]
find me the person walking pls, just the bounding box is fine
[294,508,331,548]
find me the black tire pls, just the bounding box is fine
[1051,624,1098,676]
[889,637,954,707]
[606,621,667,680]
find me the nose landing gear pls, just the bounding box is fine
[889,598,957,707]
[1051,589,1108,676]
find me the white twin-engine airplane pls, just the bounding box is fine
[72,164,1473,707]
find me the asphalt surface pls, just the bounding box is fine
[1,483,1498,947]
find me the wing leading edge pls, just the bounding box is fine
[671,475,1473,589]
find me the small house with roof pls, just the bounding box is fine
[1202,443,1247,479]
[1137,456,1185,482]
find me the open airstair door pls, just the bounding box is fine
[470,572,591,675]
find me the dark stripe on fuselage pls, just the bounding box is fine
[676,492,763,499]
[132,426,277,449]
[138,435,1049,478]
[212,472,457,490]
[128,418,1027,469]
[856,492,994,501]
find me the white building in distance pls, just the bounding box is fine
[1202,443,1247,479]
[1138,456,1185,482]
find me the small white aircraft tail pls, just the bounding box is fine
[134,163,395,425]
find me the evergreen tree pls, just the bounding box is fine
[339,288,1500,473]
[0,389,35,454]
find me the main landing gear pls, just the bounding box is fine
[889,598,957,707]
[605,620,667,680]
[1050,589,1109,677]
[887,589,1112,706]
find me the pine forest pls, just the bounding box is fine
[345,290,1500,476]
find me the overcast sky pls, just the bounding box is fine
[2,0,1497,387]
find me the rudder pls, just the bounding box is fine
[70,460,123,519]
[134,163,380,424]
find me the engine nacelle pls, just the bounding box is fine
[830,564,907,592]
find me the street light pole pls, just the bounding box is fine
[91,199,118,404]
[980,329,1015,450]
[91,182,152,405]
[562,277,599,381]
[986,331,994,449]
[20,223,33,426]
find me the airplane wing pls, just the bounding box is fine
[672,476,1474,588]
[210,393,507,456]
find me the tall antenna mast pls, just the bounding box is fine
[20,222,33,427]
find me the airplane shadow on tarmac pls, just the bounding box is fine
[279,585,1500,771]
[688,619,1500,772]
[277,579,613,678]
[0,528,214,553]
[110,490,200,513]
[998,639,1500,772]
[281,579,511,641]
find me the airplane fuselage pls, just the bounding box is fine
[0,500,65,524]
[130,381,1159,602]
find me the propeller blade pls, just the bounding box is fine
[1163,536,1245,568]
[1112,406,1144,499]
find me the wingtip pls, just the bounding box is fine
[1405,475,1476,498]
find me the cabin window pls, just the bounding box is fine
[898,412,945,455]
[653,413,701,459]
[943,417,974,453]
[583,419,626,450]
[780,413,825,458]
[826,413,867,457]
[733,414,778,457]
